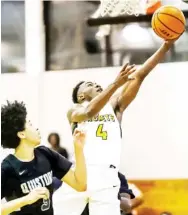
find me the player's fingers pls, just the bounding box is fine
[45,193,49,200]
[38,194,48,200]
[127,64,136,72]
[121,63,129,72]
[122,69,135,79]
[39,191,49,200]
[44,189,50,199]
[36,189,47,195]
[80,130,85,135]
[34,187,46,193]
[79,131,85,137]
[128,76,136,81]
[73,129,80,136]
[75,131,82,137]
[127,67,137,75]
[80,132,86,139]
[121,65,135,76]
[74,128,79,133]
[35,187,48,191]
[36,187,49,194]
[121,73,135,81]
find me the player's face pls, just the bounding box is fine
[78,82,103,102]
[24,120,41,146]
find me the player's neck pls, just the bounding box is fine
[15,141,35,161]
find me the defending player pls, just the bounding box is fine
[1,101,87,215]
[54,39,179,215]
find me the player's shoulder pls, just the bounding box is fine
[68,103,83,112]
[35,145,52,154]
[1,155,14,173]
[35,145,59,159]
[35,146,54,162]
[67,103,84,121]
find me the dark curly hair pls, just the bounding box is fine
[1,101,27,149]
[48,132,60,147]
[72,81,85,103]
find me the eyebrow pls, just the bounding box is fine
[86,82,93,85]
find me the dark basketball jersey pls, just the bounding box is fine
[1,146,72,215]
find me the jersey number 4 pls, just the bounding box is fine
[96,124,108,140]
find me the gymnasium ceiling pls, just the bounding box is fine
[1,0,188,72]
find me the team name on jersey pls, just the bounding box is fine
[20,171,53,194]
[86,114,115,123]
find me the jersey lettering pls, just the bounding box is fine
[27,181,33,191]
[78,103,122,167]
[20,183,30,194]
[86,114,115,123]
[35,177,42,187]
[20,171,53,194]
[38,175,46,187]
[99,115,105,122]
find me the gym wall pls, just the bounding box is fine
[1,62,188,179]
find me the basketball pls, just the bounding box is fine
[151,5,186,40]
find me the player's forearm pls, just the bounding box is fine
[74,146,87,191]
[136,42,172,80]
[115,42,172,110]
[86,82,119,117]
[1,196,28,215]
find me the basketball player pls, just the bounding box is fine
[1,101,87,215]
[54,39,179,215]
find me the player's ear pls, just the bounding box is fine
[78,93,85,102]
[17,131,26,139]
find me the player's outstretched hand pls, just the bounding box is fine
[25,187,50,205]
[114,63,137,87]
[73,129,86,149]
[165,33,183,45]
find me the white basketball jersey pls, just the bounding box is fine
[77,102,122,169]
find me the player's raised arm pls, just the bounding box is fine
[132,40,175,80]
[111,39,179,117]
[68,64,136,123]
[62,129,87,191]
[37,130,87,192]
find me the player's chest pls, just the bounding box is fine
[11,155,53,195]
[82,108,119,132]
